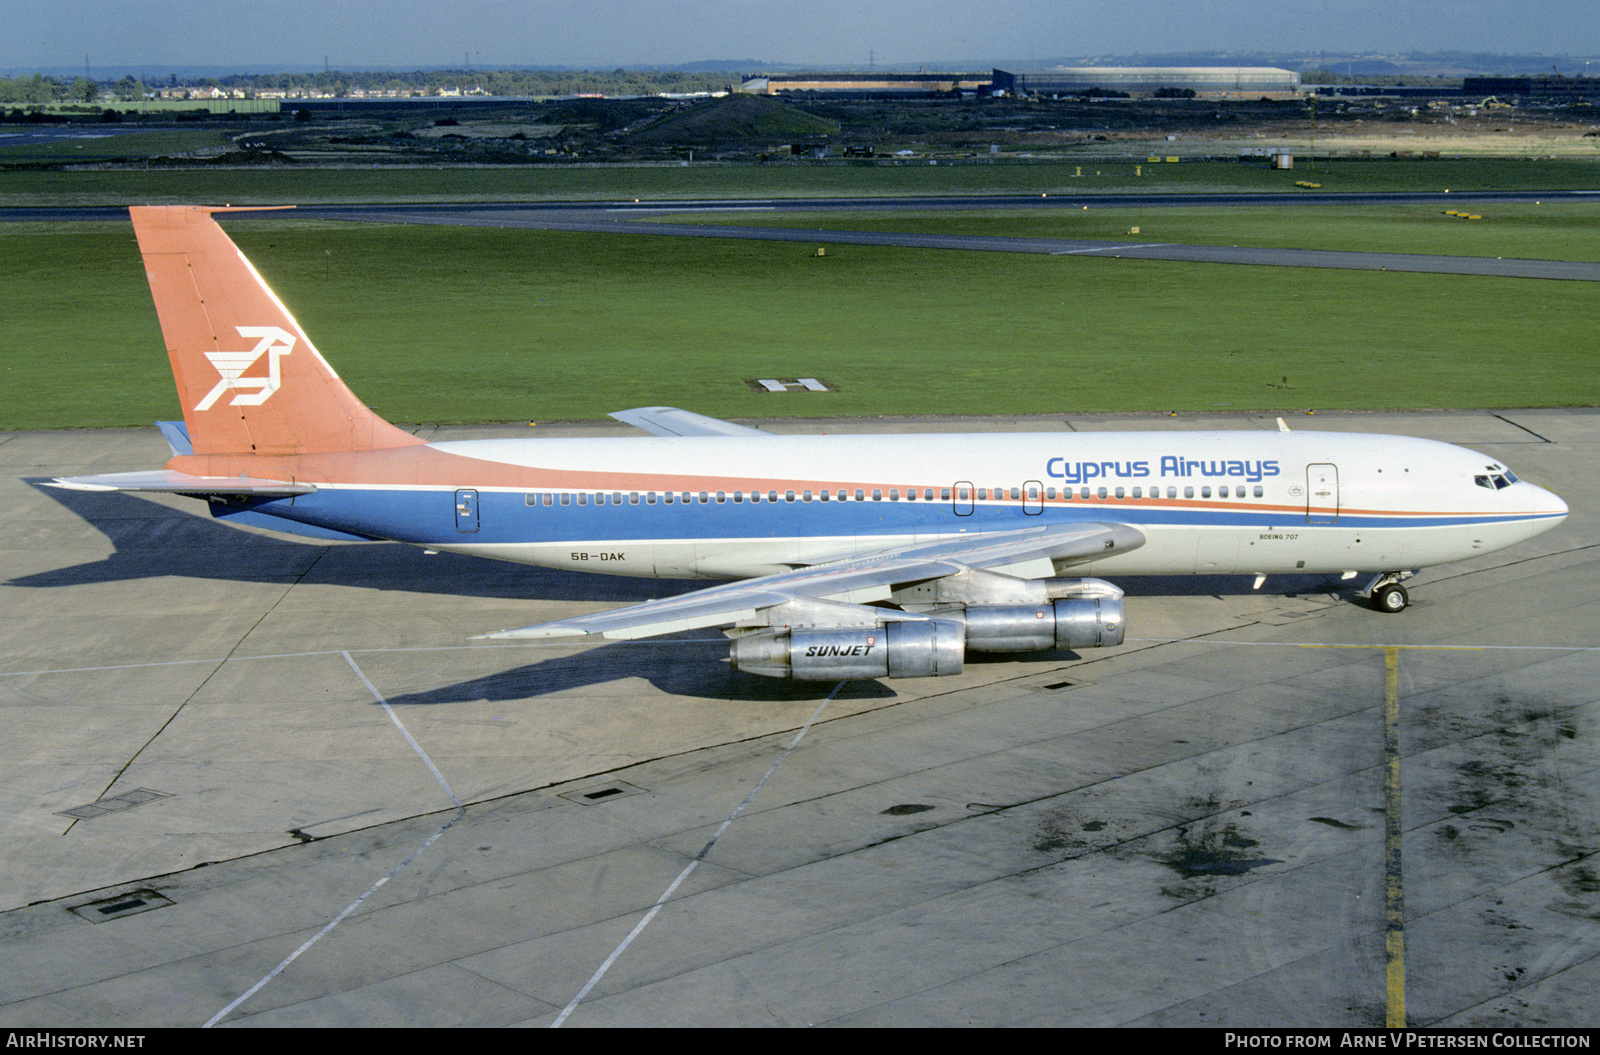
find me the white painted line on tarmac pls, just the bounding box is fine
[549,681,845,1028]
[202,652,464,1028]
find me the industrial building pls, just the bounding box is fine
[739,67,1301,100]
[1462,75,1596,99]
[738,72,992,97]
[992,67,1301,98]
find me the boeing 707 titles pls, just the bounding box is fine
[51,207,1569,680]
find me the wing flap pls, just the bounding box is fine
[481,521,1143,642]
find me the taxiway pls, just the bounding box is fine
[0,408,1594,1027]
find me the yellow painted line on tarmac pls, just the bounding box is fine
[1384,645,1406,1028]
[1300,642,1448,1027]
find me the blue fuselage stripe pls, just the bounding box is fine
[238,486,1555,546]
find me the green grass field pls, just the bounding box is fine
[2,215,1596,430]
[3,155,1599,206]
[658,201,1600,262]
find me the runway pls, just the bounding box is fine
[1,408,1594,1027]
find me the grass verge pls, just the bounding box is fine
[2,217,1595,430]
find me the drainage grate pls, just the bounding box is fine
[559,780,646,806]
[58,788,173,820]
[70,889,174,924]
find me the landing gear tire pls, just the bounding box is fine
[1373,583,1409,613]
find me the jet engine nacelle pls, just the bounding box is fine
[952,597,1126,652]
[728,597,1126,680]
[730,619,965,681]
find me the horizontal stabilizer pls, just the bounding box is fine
[609,406,769,438]
[48,470,316,496]
[156,420,193,456]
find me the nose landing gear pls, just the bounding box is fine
[1365,571,1416,613]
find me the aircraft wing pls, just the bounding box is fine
[608,406,769,438]
[481,521,1143,641]
[47,470,316,496]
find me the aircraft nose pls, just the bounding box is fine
[1533,484,1568,522]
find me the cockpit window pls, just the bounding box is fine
[1475,472,1516,491]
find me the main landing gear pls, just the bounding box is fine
[1365,571,1416,613]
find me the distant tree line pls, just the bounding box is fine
[0,68,735,106]
[228,68,732,97]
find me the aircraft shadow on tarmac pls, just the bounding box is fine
[381,643,902,704]
[24,482,1358,702]
[17,482,706,604]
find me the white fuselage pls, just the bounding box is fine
[260,429,1567,582]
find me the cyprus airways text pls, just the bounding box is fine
[1046,456,1281,485]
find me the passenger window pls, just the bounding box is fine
[1253,485,1264,497]
[1184,486,1194,498]
[785,490,795,502]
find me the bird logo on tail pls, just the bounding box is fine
[194,326,297,411]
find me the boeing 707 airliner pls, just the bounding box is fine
[51,206,1569,680]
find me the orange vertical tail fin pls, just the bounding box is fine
[131,205,422,456]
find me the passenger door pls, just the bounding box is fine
[1305,464,1338,524]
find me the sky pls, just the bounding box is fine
[3,0,1595,72]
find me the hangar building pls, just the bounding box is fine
[739,72,992,97]
[739,68,1301,99]
[992,67,1301,98]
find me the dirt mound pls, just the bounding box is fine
[622,94,838,146]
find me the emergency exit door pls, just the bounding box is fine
[455,488,480,533]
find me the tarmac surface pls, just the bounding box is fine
[1,407,1595,1028]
